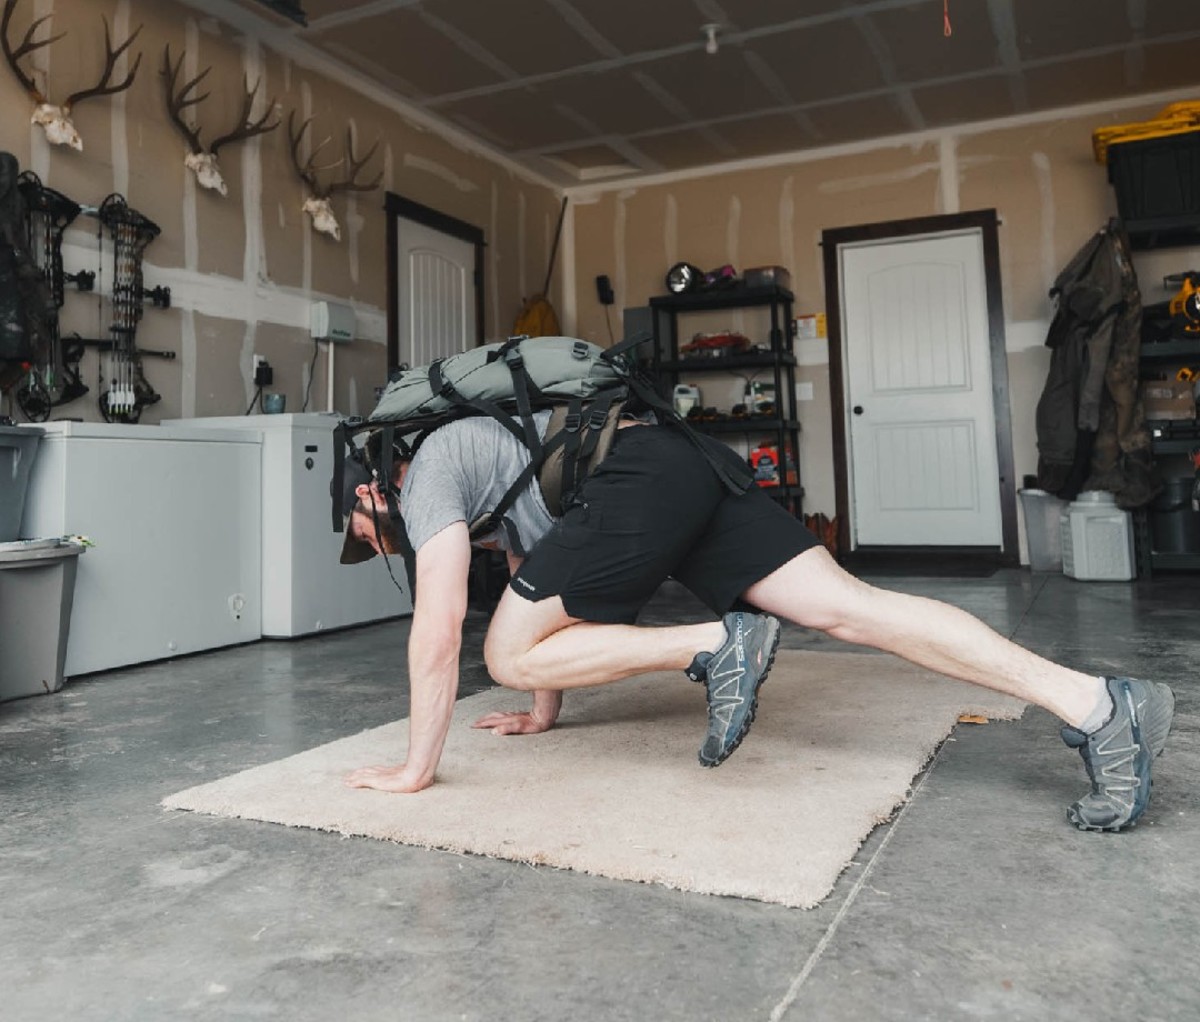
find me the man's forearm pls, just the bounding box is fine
[403,638,461,785]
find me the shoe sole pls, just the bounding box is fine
[699,618,782,768]
[1070,682,1176,833]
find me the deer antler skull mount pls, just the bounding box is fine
[2,0,142,151]
[287,111,382,242]
[161,45,279,196]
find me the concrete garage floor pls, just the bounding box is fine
[1,569,1197,1021]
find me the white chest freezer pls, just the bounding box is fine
[166,413,412,637]
[18,421,263,675]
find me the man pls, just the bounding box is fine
[340,414,1175,833]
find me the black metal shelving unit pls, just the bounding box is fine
[1135,326,1200,576]
[650,284,803,516]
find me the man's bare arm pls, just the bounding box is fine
[344,523,471,793]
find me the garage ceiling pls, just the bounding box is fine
[232,0,1200,186]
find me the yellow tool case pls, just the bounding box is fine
[1093,102,1200,234]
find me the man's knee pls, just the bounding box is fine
[483,631,535,691]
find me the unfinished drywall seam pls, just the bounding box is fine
[779,177,796,289]
[614,191,629,322]
[517,191,527,301]
[346,125,364,286]
[727,195,745,335]
[1031,151,1056,318]
[179,22,200,419]
[489,180,500,337]
[939,136,960,214]
[401,154,480,194]
[664,193,678,270]
[241,36,269,409]
[561,200,577,336]
[28,0,51,181]
[299,80,313,297]
[108,0,133,198]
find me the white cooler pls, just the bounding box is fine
[166,413,412,637]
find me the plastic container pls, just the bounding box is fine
[0,539,85,701]
[1017,488,1068,571]
[1107,129,1200,231]
[1150,477,1200,553]
[0,425,43,541]
[1060,491,1136,581]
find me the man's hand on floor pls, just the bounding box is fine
[344,763,433,793]
[472,690,563,735]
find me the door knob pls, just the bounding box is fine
[852,405,863,415]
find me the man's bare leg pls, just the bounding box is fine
[483,587,725,691]
[742,546,1106,728]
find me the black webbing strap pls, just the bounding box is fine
[623,368,754,494]
[466,427,572,541]
[556,396,585,507]
[379,425,402,523]
[502,342,544,463]
[428,356,529,447]
[575,391,622,467]
[366,485,417,600]
[331,420,349,532]
[602,331,653,362]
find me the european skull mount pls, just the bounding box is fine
[1,0,142,151]
[161,45,279,196]
[287,110,382,242]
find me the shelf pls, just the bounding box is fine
[687,418,800,434]
[649,284,794,313]
[1147,551,1200,571]
[660,353,797,373]
[1140,338,1200,360]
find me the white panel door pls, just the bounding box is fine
[841,231,1001,547]
[396,218,476,367]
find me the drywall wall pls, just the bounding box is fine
[566,98,1200,554]
[0,0,562,424]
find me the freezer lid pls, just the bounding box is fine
[31,421,263,444]
[164,412,346,433]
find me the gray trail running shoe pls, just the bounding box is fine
[1060,676,1175,832]
[686,611,781,768]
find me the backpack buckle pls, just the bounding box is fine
[564,412,583,432]
[571,341,589,360]
[588,406,610,430]
[504,347,525,372]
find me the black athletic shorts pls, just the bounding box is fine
[511,424,819,623]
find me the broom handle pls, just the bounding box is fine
[541,197,568,297]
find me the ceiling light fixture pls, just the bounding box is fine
[702,23,720,55]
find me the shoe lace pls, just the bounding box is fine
[1087,721,1140,804]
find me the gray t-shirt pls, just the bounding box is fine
[399,411,555,556]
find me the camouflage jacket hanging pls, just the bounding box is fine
[1035,221,1155,509]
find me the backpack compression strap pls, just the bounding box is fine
[538,391,624,516]
[600,342,754,495]
[465,425,574,541]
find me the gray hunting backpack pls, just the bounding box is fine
[331,333,751,554]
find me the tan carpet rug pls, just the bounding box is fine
[163,650,1024,908]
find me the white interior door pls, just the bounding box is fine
[840,230,1001,548]
[396,218,476,367]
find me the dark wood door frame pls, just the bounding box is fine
[821,209,1019,567]
[385,192,486,375]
